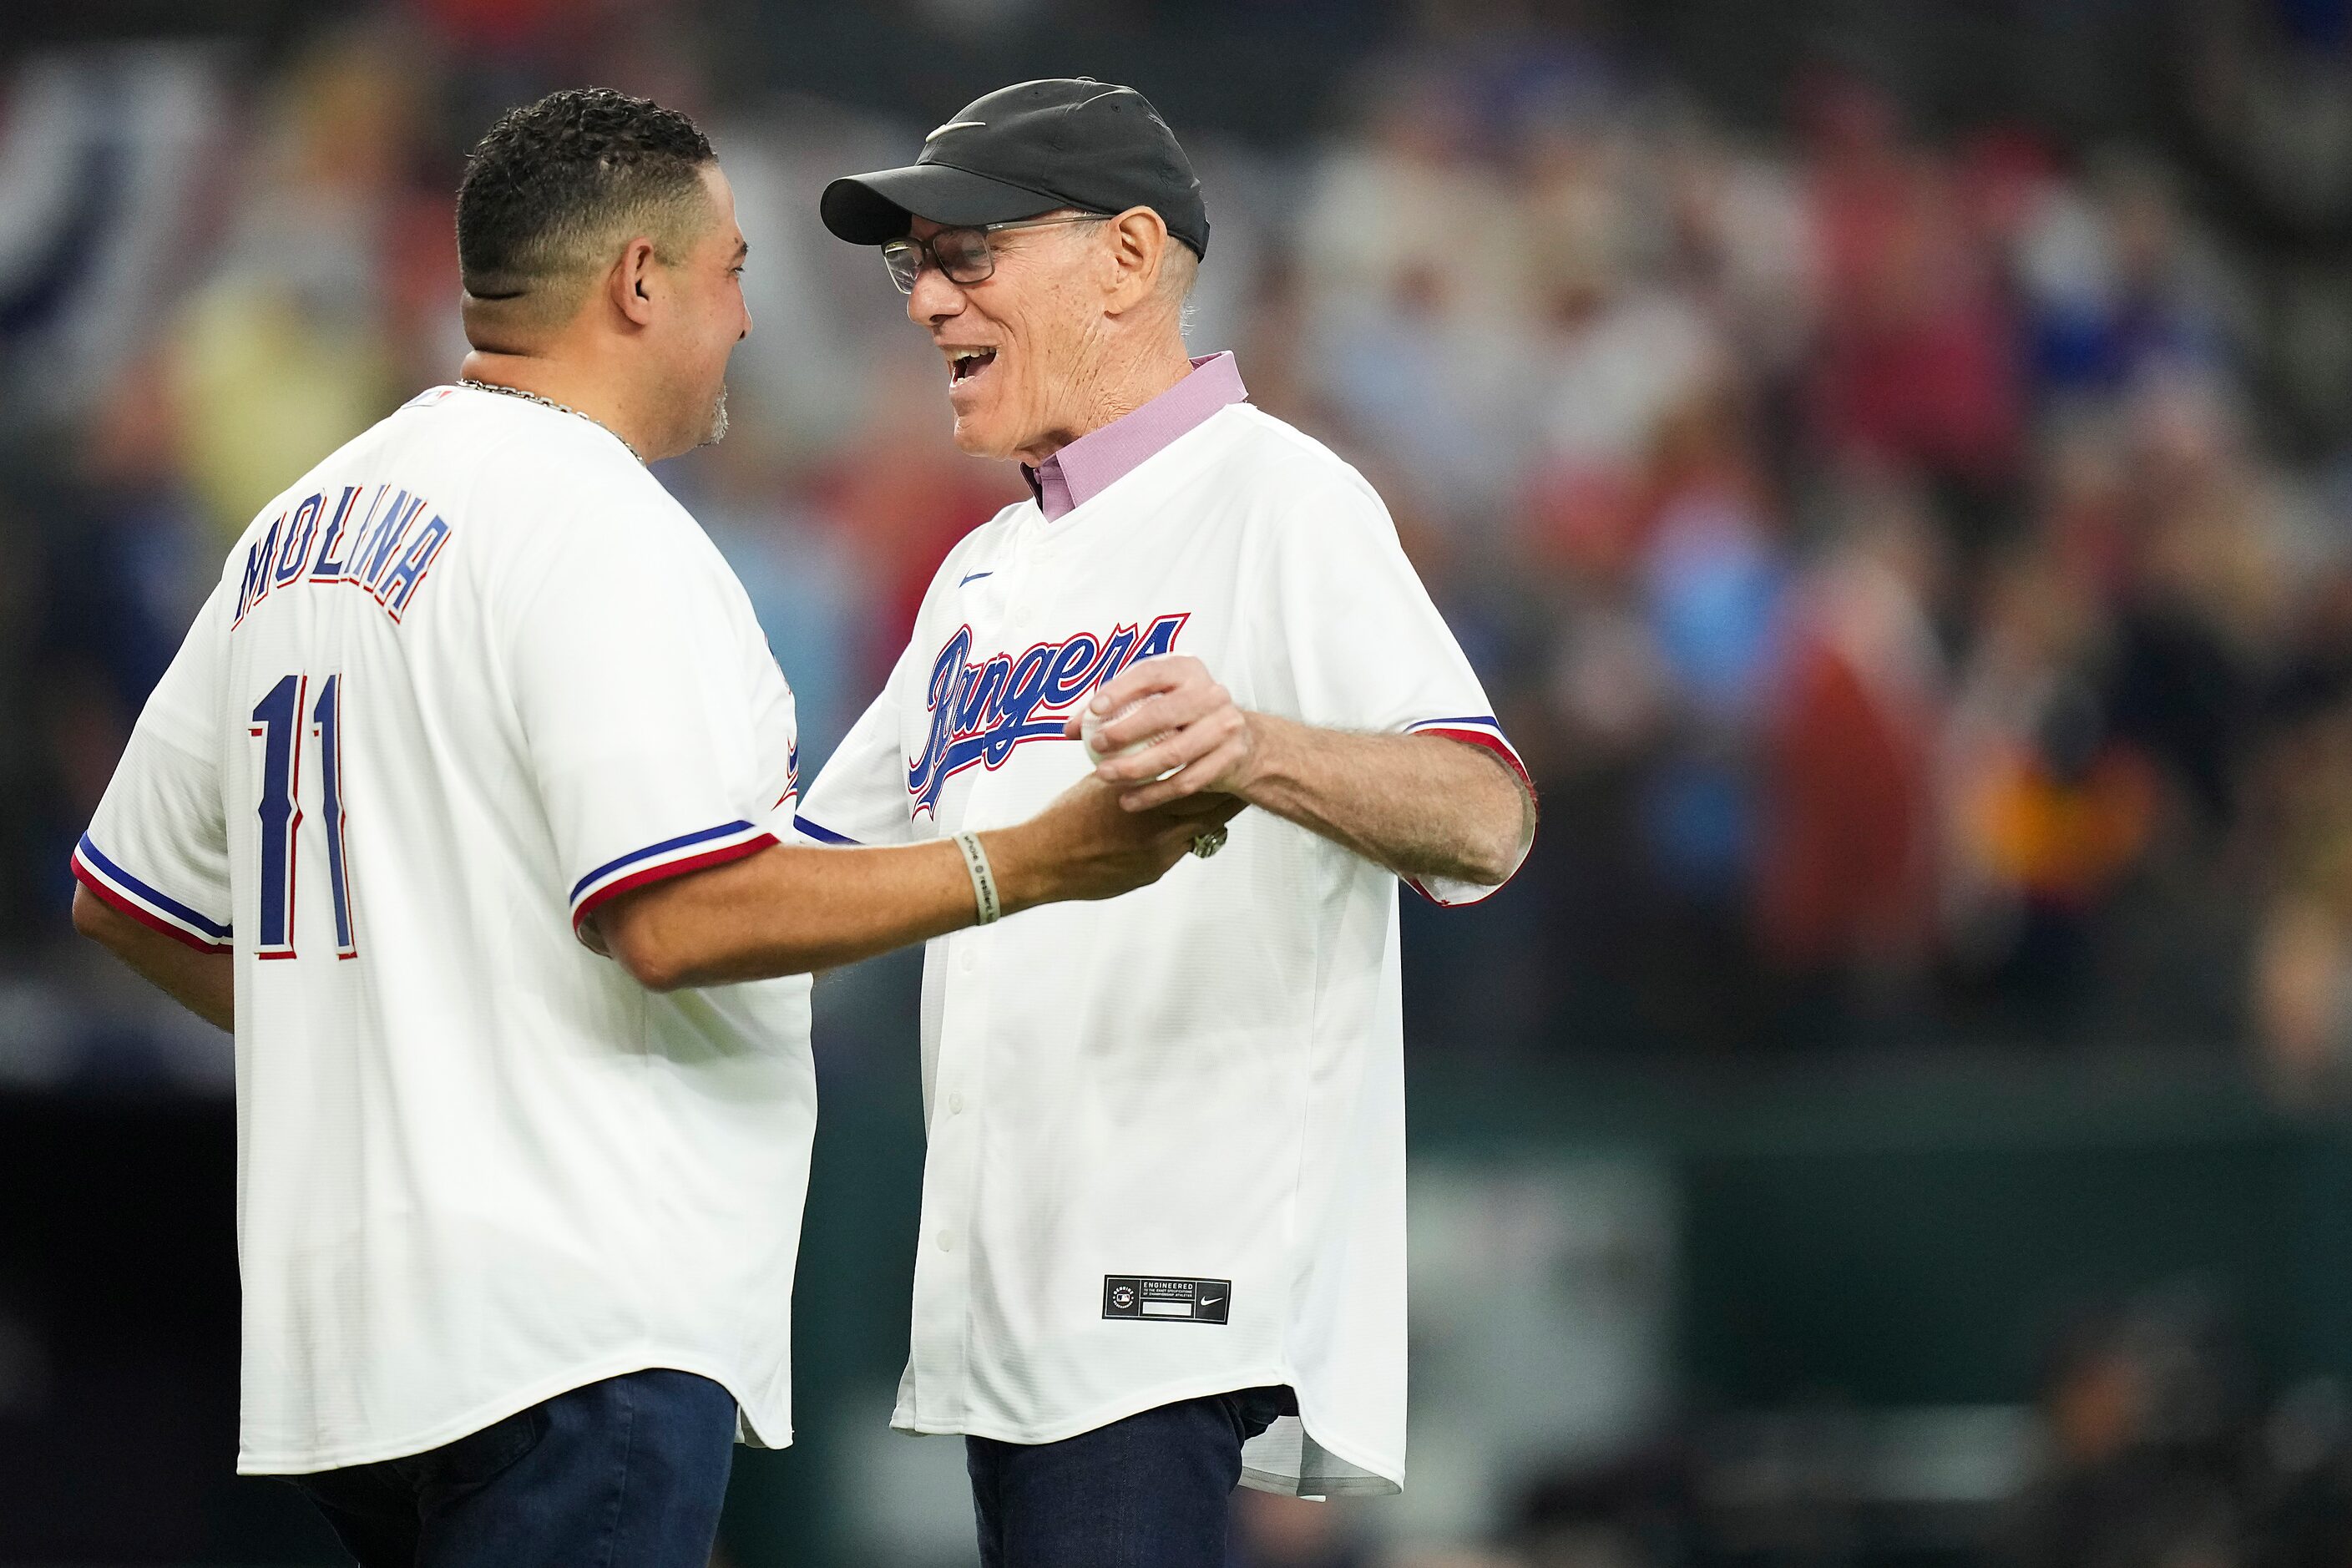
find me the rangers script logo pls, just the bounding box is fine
[907,613,1187,816]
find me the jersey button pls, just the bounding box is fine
[959,948,978,974]
[948,1092,965,1115]
[937,1231,954,1252]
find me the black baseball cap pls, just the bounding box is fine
[821,77,1209,259]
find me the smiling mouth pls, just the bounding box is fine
[948,347,998,386]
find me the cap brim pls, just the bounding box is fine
[820,162,1070,244]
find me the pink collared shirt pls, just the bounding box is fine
[1021,352,1248,519]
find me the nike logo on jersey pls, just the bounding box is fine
[233,483,454,629]
[959,571,994,586]
[908,613,1188,817]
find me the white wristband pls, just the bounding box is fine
[953,831,1001,926]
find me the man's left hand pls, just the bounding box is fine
[1067,655,1261,811]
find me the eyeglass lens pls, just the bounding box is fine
[881,229,998,293]
[933,230,994,280]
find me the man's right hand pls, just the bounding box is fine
[986,775,1245,913]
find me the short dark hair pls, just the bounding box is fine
[456,88,715,306]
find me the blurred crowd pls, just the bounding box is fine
[9,0,2352,1105]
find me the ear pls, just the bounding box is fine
[1102,207,1169,315]
[607,236,662,328]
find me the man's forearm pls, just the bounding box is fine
[72,887,235,1031]
[593,781,1228,991]
[1237,716,1532,886]
[1073,656,1532,885]
[592,837,1008,990]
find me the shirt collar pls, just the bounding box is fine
[1020,352,1247,520]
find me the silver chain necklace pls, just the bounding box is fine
[459,378,643,463]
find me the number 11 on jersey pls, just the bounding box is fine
[251,671,357,959]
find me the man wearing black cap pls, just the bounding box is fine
[801,78,1537,1565]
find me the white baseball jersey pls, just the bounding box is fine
[73,385,815,1474]
[797,391,1529,1496]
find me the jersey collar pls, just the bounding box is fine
[1020,352,1247,520]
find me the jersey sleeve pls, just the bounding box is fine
[795,636,920,847]
[505,489,781,934]
[73,580,235,951]
[1258,473,1533,906]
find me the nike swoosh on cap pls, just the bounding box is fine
[925,120,987,141]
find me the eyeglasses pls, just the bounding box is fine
[881,214,1108,294]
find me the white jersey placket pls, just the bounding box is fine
[904,515,1045,1429]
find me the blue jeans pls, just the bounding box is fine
[966,1386,1291,1568]
[289,1368,737,1568]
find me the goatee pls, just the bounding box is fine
[701,385,730,448]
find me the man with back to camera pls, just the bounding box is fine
[67,87,1234,1567]
[802,77,1539,1565]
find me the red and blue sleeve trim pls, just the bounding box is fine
[71,834,234,953]
[1402,716,1535,908]
[1406,715,1533,795]
[569,819,778,929]
[792,814,862,847]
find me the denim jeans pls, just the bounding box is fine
[289,1368,737,1568]
[965,1386,1291,1568]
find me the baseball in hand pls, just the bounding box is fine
[1080,699,1158,763]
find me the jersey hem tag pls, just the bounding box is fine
[1103,1276,1231,1324]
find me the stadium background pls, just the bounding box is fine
[10,0,2352,1562]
